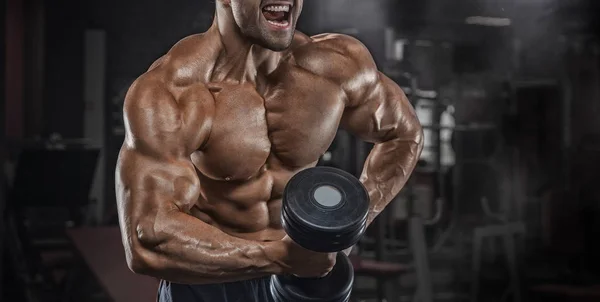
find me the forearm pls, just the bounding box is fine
[127,211,284,284]
[359,136,423,226]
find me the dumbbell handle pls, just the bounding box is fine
[291,251,346,279]
[270,252,354,302]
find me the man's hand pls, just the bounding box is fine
[276,236,337,278]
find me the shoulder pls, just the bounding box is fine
[290,33,380,103]
[291,33,377,75]
[291,33,369,56]
[124,72,176,121]
[123,72,182,147]
[125,32,217,126]
[122,34,217,156]
[291,34,378,88]
[309,33,372,58]
[148,33,219,86]
[123,70,213,156]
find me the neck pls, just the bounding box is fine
[213,2,251,55]
[210,4,281,82]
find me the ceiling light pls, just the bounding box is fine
[465,16,512,27]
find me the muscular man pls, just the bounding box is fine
[116,0,423,301]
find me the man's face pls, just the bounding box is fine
[228,0,303,51]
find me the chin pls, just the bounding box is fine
[260,35,294,52]
[265,42,292,52]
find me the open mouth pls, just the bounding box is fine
[261,4,292,28]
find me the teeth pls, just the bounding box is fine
[264,5,290,12]
[267,20,289,27]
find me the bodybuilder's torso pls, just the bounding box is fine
[148,31,352,242]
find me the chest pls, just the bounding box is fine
[192,65,347,181]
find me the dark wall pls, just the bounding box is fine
[92,1,214,92]
[1,0,5,131]
[42,0,215,138]
[44,0,85,138]
[1,0,7,295]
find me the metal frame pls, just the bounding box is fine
[471,222,525,302]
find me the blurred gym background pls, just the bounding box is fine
[1,0,599,301]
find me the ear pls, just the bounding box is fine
[218,0,231,5]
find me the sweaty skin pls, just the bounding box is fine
[116,0,423,285]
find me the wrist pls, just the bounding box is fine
[263,240,288,275]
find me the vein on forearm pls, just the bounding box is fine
[360,136,422,226]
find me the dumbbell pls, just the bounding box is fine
[270,167,370,302]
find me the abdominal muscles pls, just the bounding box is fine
[191,164,305,242]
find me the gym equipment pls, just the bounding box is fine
[270,167,370,302]
[271,252,354,302]
[281,167,369,252]
[471,220,525,302]
[10,149,99,209]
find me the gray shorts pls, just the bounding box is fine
[157,278,275,302]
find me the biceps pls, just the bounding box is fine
[117,148,201,218]
[341,73,420,143]
[117,149,201,248]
